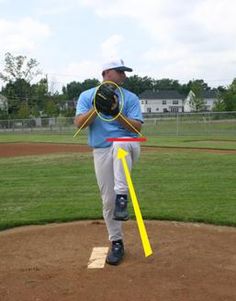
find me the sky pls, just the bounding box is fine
[0,0,236,92]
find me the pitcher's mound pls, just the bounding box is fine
[0,220,235,301]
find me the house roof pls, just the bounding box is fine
[188,90,218,99]
[140,90,185,100]
[200,90,218,98]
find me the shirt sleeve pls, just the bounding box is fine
[76,90,93,116]
[126,95,144,123]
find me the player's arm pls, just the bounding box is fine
[116,114,142,133]
[74,107,97,129]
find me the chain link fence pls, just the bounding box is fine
[0,112,236,137]
[142,111,236,137]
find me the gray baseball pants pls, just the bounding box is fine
[93,140,140,241]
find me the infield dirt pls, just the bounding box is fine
[0,142,236,158]
[0,220,236,301]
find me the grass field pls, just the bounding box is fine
[0,133,236,230]
[1,132,236,149]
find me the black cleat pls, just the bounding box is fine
[113,195,129,221]
[106,240,124,265]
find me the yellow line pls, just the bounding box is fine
[73,110,96,138]
[119,114,143,137]
[118,148,153,257]
[73,107,142,138]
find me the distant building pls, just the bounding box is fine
[139,89,219,113]
[184,90,218,112]
[139,90,185,113]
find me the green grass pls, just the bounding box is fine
[134,150,236,225]
[146,136,236,150]
[0,153,101,230]
[0,150,236,230]
[142,117,236,137]
[1,133,236,150]
[0,132,88,144]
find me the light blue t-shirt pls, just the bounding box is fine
[76,87,143,148]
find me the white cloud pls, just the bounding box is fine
[37,0,76,16]
[143,46,188,63]
[79,0,236,86]
[49,34,125,88]
[47,33,125,91]
[100,34,124,59]
[1,0,235,88]
[66,60,100,79]
[80,0,236,39]
[193,0,236,36]
[0,17,51,53]
[45,59,100,92]
[52,59,101,84]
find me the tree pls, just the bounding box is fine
[1,79,32,117]
[187,79,210,91]
[81,78,100,91]
[2,78,31,99]
[17,102,31,119]
[152,78,181,91]
[212,98,226,112]
[221,78,236,111]
[180,79,211,96]
[62,78,100,100]
[63,81,82,100]
[188,80,206,112]
[123,75,153,95]
[0,52,41,83]
[44,99,59,117]
[31,78,49,111]
[0,109,9,120]
[0,53,46,117]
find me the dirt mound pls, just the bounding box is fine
[0,220,235,301]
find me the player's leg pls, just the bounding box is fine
[93,147,123,241]
[112,141,140,220]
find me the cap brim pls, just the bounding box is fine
[113,66,133,72]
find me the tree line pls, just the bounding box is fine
[0,52,236,120]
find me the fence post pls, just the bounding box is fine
[176,113,179,136]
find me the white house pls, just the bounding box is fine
[139,90,184,113]
[184,90,218,112]
[140,89,219,113]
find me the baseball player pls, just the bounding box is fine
[74,58,143,265]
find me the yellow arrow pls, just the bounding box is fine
[117,148,153,257]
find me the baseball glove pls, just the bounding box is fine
[94,83,120,116]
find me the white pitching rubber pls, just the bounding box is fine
[87,247,109,269]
